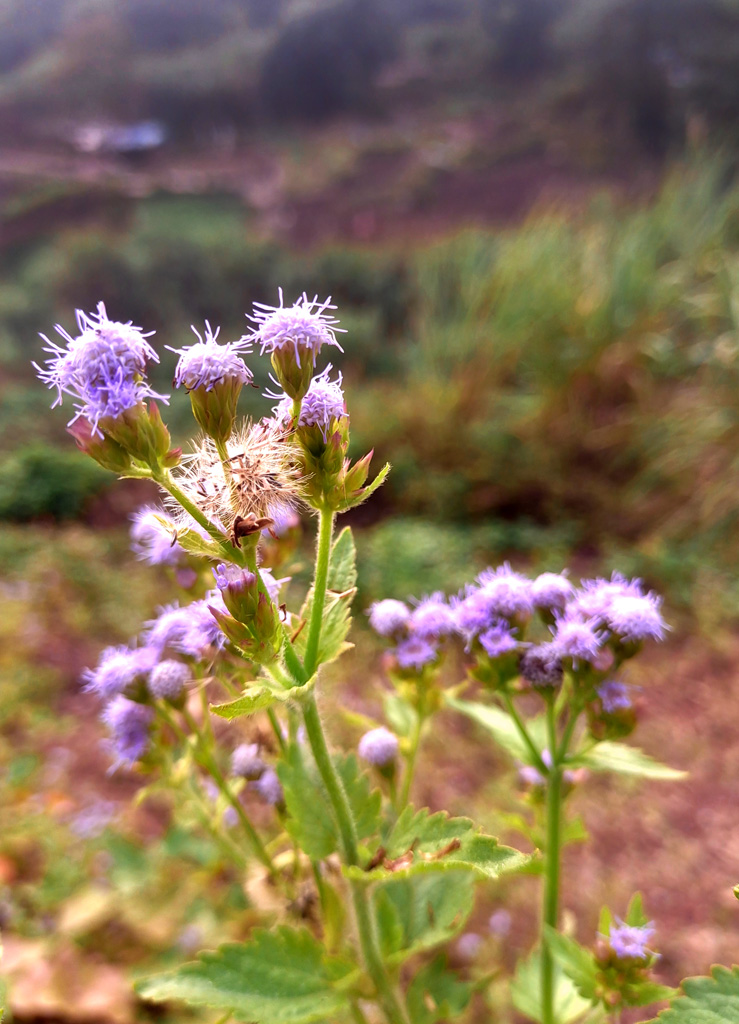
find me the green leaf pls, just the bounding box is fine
[169,522,225,561]
[374,870,476,962]
[446,696,547,763]
[511,948,592,1024]
[641,965,739,1023]
[211,678,292,720]
[406,956,474,1024]
[278,747,381,861]
[383,693,419,739]
[570,742,686,780]
[136,926,355,1023]
[544,927,600,1003]
[346,806,529,882]
[296,527,357,668]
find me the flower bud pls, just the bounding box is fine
[101,400,174,469]
[68,416,132,474]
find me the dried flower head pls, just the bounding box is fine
[166,420,302,533]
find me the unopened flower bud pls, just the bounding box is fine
[213,563,260,623]
[358,727,399,770]
[68,416,132,473]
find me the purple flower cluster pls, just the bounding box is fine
[368,592,457,671]
[248,290,344,364]
[102,697,154,768]
[271,365,347,439]
[169,323,253,392]
[607,920,656,961]
[35,302,166,435]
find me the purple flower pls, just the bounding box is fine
[71,799,118,838]
[604,591,667,642]
[410,593,456,640]
[489,909,512,937]
[169,322,253,392]
[148,659,191,701]
[568,573,643,622]
[395,635,438,671]
[248,290,344,363]
[231,743,266,780]
[213,563,258,593]
[478,620,519,658]
[476,564,535,618]
[368,599,410,637]
[262,507,300,537]
[102,697,154,767]
[550,613,604,664]
[35,302,166,434]
[271,364,346,439]
[597,680,633,712]
[130,506,185,566]
[608,920,655,961]
[144,599,224,659]
[83,645,158,700]
[253,767,283,806]
[358,727,399,767]
[532,571,574,610]
[452,587,495,639]
[519,644,563,686]
[456,933,483,960]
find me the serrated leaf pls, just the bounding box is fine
[136,926,355,1023]
[406,956,474,1024]
[375,869,476,962]
[511,948,592,1024]
[296,527,357,668]
[570,742,686,780]
[544,927,600,1002]
[211,679,292,720]
[641,965,739,1023]
[278,747,382,861]
[446,696,547,763]
[347,806,528,882]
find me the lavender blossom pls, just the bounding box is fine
[249,290,344,363]
[83,645,158,700]
[102,697,154,767]
[532,571,574,610]
[271,365,346,439]
[597,680,633,713]
[410,593,456,640]
[550,613,604,664]
[478,620,519,658]
[253,767,283,806]
[368,599,411,637]
[148,659,191,701]
[452,587,495,639]
[489,909,512,937]
[130,507,185,567]
[604,591,667,642]
[456,933,483,960]
[169,323,253,392]
[568,573,643,622]
[35,302,166,434]
[607,920,656,961]
[395,635,438,671]
[213,563,257,594]
[358,727,399,767]
[476,564,535,618]
[144,598,224,659]
[231,743,266,780]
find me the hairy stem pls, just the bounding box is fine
[398,697,424,810]
[303,508,335,678]
[541,699,563,1024]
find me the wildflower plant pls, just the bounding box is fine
[37,296,693,1024]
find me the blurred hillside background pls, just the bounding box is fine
[1,0,739,1020]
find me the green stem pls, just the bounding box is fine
[267,707,287,754]
[501,690,549,776]
[303,508,335,678]
[154,468,243,564]
[180,705,278,880]
[398,699,424,810]
[302,695,410,1024]
[541,700,563,1024]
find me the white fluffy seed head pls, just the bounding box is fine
[165,419,303,531]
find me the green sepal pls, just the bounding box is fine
[344,805,529,882]
[406,955,475,1024]
[568,741,686,780]
[135,926,356,1024]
